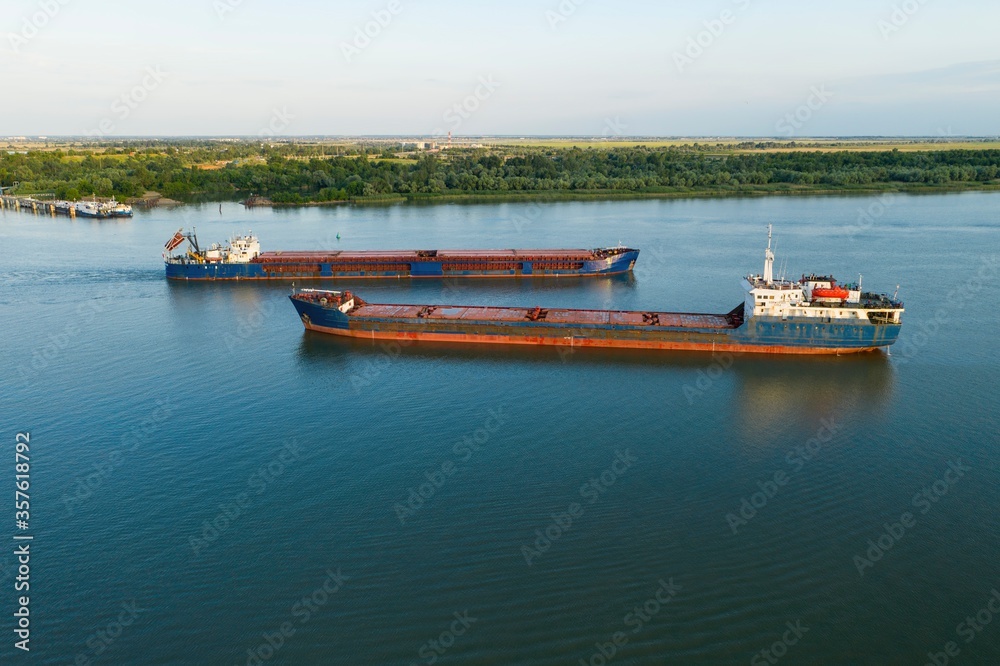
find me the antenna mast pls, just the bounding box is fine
[763,224,774,283]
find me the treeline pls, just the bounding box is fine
[3,145,1000,203]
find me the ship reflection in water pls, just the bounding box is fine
[296,330,894,429]
[728,354,894,442]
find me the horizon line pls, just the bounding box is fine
[4,135,999,141]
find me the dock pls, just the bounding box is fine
[0,195,74,216]
[0,195,132,218]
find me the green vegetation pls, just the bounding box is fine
[3,140,1000,205]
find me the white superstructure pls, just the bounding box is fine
[225,234,261,263]
[742,226,903,325]
[74,201,102,217]
[164,230,260,264]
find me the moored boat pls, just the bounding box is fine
[75,198,133,218]
[74,200,104,218]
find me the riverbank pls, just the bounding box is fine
[4,140,1000,208]
[258,181,1000,208]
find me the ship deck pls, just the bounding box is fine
[350,304,734,329]
[256,249,623,262]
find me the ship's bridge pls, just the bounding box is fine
[226,234,260,263]
[742,276,806,318]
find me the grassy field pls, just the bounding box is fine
[494,138,1000,152]
[7,137,1000,154]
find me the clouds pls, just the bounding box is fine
[2,0,999,135]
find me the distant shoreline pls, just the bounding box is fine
[5,141,1000,209]
[263,182,1000,207]
[6,183,998,213]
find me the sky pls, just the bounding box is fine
[2,0,999,136]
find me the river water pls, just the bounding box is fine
[1,193,998,664]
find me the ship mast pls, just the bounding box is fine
[763,224,774,284]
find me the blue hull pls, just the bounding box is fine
[728,316,901,350]
[165,250,639,280]
[289,298,901,354]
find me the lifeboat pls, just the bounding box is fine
[811,285,849,300]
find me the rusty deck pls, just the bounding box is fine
[351,304,734,329]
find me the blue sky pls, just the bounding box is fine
[2,0,998,136]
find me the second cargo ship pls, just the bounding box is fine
[288,228,905,355]
[163,229,639,280]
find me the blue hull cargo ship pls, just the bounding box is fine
[163,230,639,280]
[288,228,904,355]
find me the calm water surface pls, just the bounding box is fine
[1,194,998,664]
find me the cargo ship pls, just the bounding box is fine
[288,228,904,355]
[163,229,639,280]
